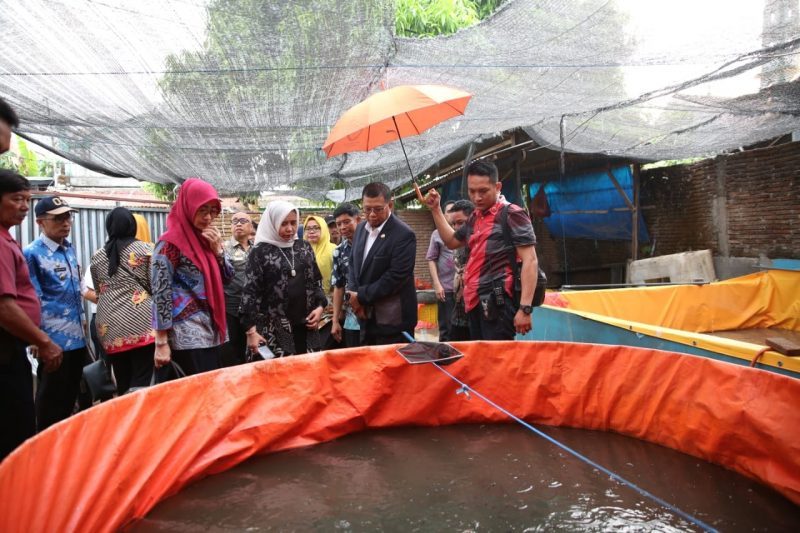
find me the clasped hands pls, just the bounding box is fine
[345,291,368,320]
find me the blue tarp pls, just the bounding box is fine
[529,166,649,242]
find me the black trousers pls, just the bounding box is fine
[437,292,456,342]
[450,324,471,342]
[362,328,411,347]
[221,312,247,367]
[110,344,155,395]
[0,332,35,460]
[292,323,309,355]
[467,292,517,341]
[344,328,361,348]
[171,345,222,376]
[36,346,87,431]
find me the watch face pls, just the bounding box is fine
[521,305,533,314]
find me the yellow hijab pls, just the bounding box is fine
[303,215,336,294]
[133,214,152,243]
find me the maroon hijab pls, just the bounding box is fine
[159,178,227,338]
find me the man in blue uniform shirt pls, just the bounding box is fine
[24,196,86,430]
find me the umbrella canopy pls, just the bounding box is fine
[322,84,472,158]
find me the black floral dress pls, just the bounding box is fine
[240,239,327,356]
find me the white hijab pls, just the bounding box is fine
[255,200,299,249]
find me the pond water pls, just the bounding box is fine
[133,424,799,532]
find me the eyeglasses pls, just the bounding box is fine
[363,206,387,214]
[42,212,74,222]
[196,207,220,218]
[305,226,321,232]
[231,218,251,226]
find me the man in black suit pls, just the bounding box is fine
[346,182,417,346]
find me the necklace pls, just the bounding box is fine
[278,247,296,277]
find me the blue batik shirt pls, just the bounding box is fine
[330,238,359,331]
[24,234,85,351]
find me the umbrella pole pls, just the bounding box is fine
[392,116,424,201]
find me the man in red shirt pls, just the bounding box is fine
[0,170,62,459]
[422,160,539,340]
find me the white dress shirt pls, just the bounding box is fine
[362,214,391,266]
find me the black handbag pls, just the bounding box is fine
[82,341,116,403]
[126,361,187,394]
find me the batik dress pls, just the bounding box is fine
[90,240,155,353]
[240,239,327,356]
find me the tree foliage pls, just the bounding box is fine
[0,138,54,177]
[395,0,503,37]
[141,182,177,202]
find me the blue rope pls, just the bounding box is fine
[430,363,719,533]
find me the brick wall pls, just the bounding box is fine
[395,209,436,285]
[641,141,800,259]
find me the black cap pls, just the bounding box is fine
[34,196,77,218]
[325,215,336,226]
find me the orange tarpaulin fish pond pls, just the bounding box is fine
[1,341,799,532]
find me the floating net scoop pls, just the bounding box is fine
[397,332,463,366]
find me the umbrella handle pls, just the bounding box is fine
[413,182,425,203]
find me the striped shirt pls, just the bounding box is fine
[453,201,536,312]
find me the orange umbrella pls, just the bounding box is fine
[322,84,472,187]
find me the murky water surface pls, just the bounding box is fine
[133,424,799,532]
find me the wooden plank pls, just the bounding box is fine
[766,338,800,357]
[606,169,634,210]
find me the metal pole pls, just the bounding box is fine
[392,116,417,186]
[632,164,640,261]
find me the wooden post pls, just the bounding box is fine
[514,155,523,208]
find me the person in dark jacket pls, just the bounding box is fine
[346,182,417,346]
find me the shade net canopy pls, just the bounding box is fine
[1,0,799,198]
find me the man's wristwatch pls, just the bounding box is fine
[520,304,533,315]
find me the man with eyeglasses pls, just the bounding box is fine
[346,182,417,346]
[24,196,86,430]
[221,211,253,365]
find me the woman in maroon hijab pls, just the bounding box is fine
[150,179,233,375]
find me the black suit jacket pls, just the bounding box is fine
[347,213,418,338]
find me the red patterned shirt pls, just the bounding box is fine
[453,201,536,312]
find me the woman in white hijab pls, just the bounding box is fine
[241,201,327,357]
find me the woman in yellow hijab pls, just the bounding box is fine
[133,214,152,243]
[303,215,336,294]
